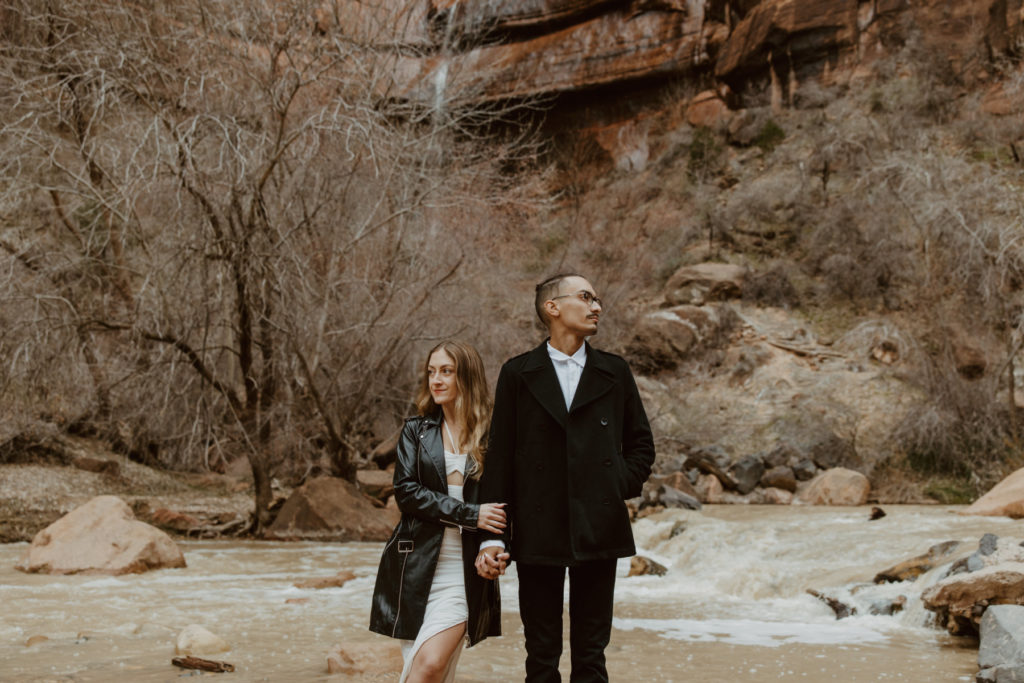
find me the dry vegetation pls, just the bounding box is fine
[3,3,1024,524]
[0,0,547,532]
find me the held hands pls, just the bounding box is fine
[476,502,507,534]
[475,545,509,580]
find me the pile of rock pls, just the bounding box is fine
[874,533,1024,681]
[640,441,870,509]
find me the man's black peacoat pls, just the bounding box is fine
[480,341,655,565]
[369,414,501,644]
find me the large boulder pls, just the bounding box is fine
[964,468,1024,519]
[664,263,747,306]
[265,476,398,542]
[355,468,395,503]
[978,606,1024,682]
[795,468,870,506]
[922,562,1024,636]
[728,454,765,495]
[15,495,186,575]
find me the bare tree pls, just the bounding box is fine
[0,0,542,533]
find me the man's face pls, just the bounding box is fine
[550,276,602,336]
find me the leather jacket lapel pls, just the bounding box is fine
[522,342,568,427]
[418,415,447,493]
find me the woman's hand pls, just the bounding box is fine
[475,547,510,579]
[476,502,507,534]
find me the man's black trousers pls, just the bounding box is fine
[517,559,617,683]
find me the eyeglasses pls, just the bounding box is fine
[550,290,603,309]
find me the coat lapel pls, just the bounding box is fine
[569,343,616,414]
[418,415,447,491]
[522,342,568,427]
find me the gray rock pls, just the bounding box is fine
[977,666,1024,682]
[981,534,1001,556]
[968,535,1005,573]
[804,432,857,470]
[760,466,797,492]
[869,595,906,616]
[762,443,800,469]
[729,455,765,495]
[792,458,818,481]
[657,485,702,511]
[979,606,1024,673]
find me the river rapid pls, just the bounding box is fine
[1,504,1016,682]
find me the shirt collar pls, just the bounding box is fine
[547,341,587,368]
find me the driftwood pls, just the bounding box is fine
[807,589,856,619]
[171,656,235,673]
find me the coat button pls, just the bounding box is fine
[602,498,610,505]
[600,417,609,426]
[603,459,611,466]
[535,504,542,512]
[536,463,543,471]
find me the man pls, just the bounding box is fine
[476,273,655,682]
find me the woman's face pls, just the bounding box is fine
[427,348,459,407]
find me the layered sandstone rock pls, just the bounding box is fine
[15,496,186,575]
[922,562,1024,636]
[381,0,1022,111]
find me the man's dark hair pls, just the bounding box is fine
[534,272,583,325]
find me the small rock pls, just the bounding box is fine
[869,506,886,521]
[150,508,200,533]
[869,595,906,616]
[285,597,310,605]
[628,556,668,577]
[25,635,48,647]
[72,457,120,476]
[807,589,856,619]
[728,455,765,495]
[684,446,737,490]
[694,473,724,503]
[327,649,358,675]
[791,458,818,481]
[760,466,797,493]
[325,641,403,676]
[175,625,230,656]
[761,487,794,505]
[293,570,357,589]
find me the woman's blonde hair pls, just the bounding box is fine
[415,340,491,478]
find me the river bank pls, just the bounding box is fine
[3,505,1010,682]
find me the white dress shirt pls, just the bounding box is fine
[480,342,587,555]
[547,341,587,410]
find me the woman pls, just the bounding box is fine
[370,340,508,682]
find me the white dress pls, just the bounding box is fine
[398,448,469,683]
